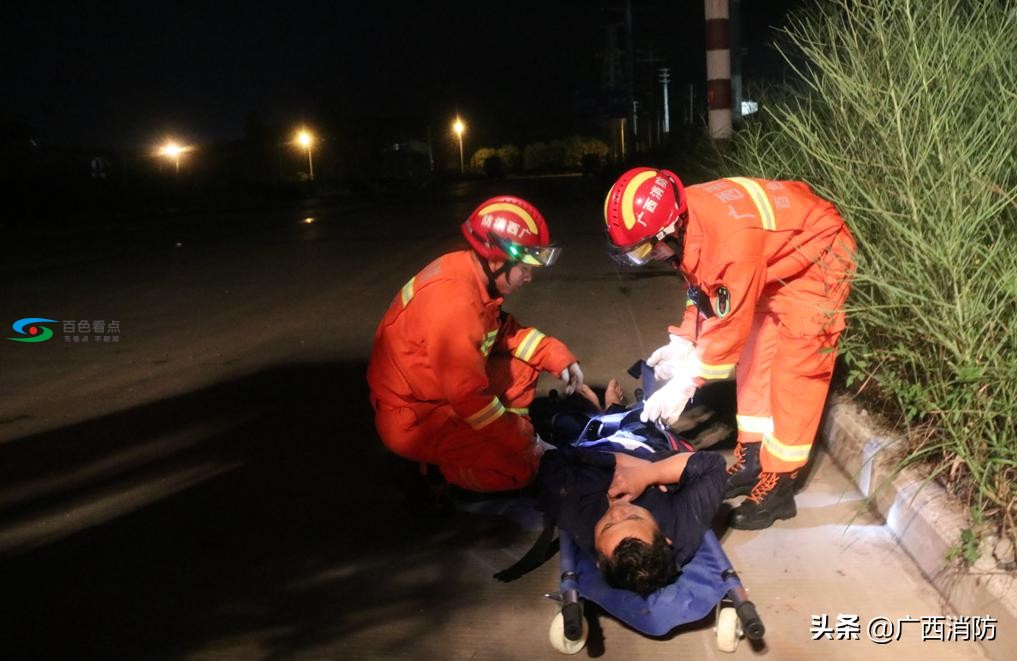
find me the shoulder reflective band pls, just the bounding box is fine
[725,177,777,231]
[513,328,546,362]
[763,432,812,463]
[464,397,506,430]
[401,277,416,307]
[480,330,498,356]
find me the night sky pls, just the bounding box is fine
[2,1,805,149]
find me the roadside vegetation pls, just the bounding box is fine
[724,0,1017,557]
[468,136,610,175]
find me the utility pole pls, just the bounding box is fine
[619,118,626,161]
[705,0,733,139]
[632,100,639,148]
[658,67,671,135]
[624,0,636,155]
[426,126,434,171]
[635,42,664,149]
[688,83,695,125]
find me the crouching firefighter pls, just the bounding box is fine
[368,196,583,493]
[602,168,855,529]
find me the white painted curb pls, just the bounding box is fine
[820,396,1016,660]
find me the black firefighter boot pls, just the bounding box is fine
[389,456,453,517]
[729,471,798,530]
[724,442,761,499]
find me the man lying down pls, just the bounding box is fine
[534,381,727,597]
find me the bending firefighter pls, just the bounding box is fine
[368,196,583,492]
[603,168,855,530]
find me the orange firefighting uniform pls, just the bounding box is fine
[367,250,577,491]
[671,178,856,473]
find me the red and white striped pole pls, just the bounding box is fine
[705,0,732,140]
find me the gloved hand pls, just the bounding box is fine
[533,432,556,455]
[640,375,697,427]
[646,334,695,381]
[559,362,584,396]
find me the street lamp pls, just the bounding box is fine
[157,140,191,174]
[452,117,465,175]
[295,128,315,181]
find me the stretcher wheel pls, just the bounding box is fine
[549,609,587,654]
[715,605,742,653]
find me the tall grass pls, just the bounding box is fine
[726,0,1017,545]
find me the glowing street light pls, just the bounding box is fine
[157,139,192,174]
[295,128,315,181]
[452,117,465,175]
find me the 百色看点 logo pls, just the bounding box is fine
[6,318,58,343]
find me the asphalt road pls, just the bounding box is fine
[0,177,990,660]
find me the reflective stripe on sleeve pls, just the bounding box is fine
[726,177,777,231]
[464,397,506,430]
[691,354,735,380]
[762,432,812,463]
[506,407,529,417]
[401,277,416,307]
[513,328,546,362]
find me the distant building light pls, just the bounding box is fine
[741,100,759,116]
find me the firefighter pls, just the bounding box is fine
[368,196,583,493]
[602,168,855,530]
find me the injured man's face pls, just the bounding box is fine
[593,500,665,558]
[594,499,678,596]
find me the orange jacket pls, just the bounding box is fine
[368,250,577,434]
[670,178,854,385]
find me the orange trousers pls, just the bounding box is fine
[372,354,541,492]
[735,225,855,473]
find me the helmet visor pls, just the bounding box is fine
[608,237,657,266]
[493,235,562,267]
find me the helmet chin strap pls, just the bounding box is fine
[663,225,686,268]
[480,255,512,297]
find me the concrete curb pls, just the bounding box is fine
[821,396,1016,660]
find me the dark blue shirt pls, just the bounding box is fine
[536,445,727,567]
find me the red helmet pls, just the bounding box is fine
[603,167,687,265]
[461,196,561,266]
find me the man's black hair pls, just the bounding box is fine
[598,532,679,597]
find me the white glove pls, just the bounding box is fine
[640,375,697,427]
[646,334,695,381]
[559,362,584,396]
